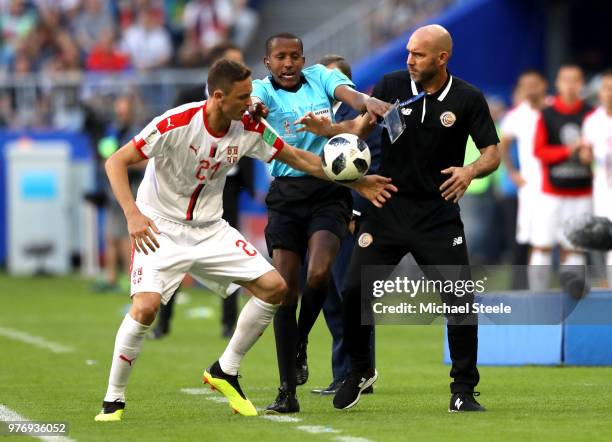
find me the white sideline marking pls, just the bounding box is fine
[261,415,302,423]
[0,326,74,354]
[178,388,373,441]
[0,405,76,442]
[180,388,212,395]
[297,425,340,434]
[206,397,228,404]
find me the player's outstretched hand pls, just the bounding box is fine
[127,211,161,255]
[440,166,476,203]
[248,102,269,121]
[352,175,398,208]
[365,96,392,124]
[294,112,332,136]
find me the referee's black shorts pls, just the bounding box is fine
[265,176,352,259]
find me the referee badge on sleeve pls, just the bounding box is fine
[358,232,373,248]
[440,111,456,127]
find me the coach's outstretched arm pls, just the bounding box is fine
[105,141,160,254]
[274,142,398,208]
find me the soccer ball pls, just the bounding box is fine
[321,133,371,182]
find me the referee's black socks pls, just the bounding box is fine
[297,283,328,343]
[273,304,298,392]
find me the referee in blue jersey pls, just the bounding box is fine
[252,33,391,414]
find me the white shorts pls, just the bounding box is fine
[531,193,592,249]
[593,181,612,221]
[516,185,540,245]
[130,213,275,305]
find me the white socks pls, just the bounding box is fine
[219,297,278,376]
[528,250,552,291]
[104,314,150,403]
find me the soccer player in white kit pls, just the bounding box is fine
[500,70,547,250]
[94,59,397,421]
[582,70,612,286]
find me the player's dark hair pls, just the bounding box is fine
[601,69,612,79]
[318,54,352,80]
[207,42,242,66]
[207,59,251,94]
[265,32,303,55]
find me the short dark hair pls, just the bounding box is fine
[601,69,612,79]
[318,54,352,80]
[208,42,242,66]
[265,32,303,55]
[207,59,251,94]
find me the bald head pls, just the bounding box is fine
[406,24,452,86]
[411,25,453,56]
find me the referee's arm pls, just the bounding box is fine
[439,145,500,203]
[334,85,390,124]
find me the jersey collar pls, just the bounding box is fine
[410,71,453,102]
[269,73,307,92]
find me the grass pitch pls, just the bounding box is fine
[1,274,612,441]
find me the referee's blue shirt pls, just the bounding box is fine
[252,64,355,177]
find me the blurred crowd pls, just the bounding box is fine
[0,0,261,73]
[0,0,261,128]
[369,0,454,47]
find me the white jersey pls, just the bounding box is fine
[500,101,541,190]
[133,101,284,225]
[583,106,612,218]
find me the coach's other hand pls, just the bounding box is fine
[440,166,476,203]
[351,175,398,208]
[127,210,161,255]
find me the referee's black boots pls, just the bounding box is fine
[449,392,486,412]
[264,386,300,414]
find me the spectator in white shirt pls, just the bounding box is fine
[121,6,172,71]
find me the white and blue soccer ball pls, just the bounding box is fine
[321,133,371,182]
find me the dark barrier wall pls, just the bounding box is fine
[352,0,546,100]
